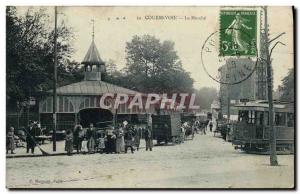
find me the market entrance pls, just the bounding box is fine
[79,108,113,128]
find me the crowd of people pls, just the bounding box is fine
[6,119,214,156]
[64,122,153,156]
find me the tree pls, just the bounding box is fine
[102,59,128,86]
[6,6,76,109]
[124,35,193,93]
[278,68,294,102]
[57,60,84,87]
[194,87,218,110]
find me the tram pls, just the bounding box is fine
[232,100,294,154]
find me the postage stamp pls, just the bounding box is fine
[219,10,257,56]
[5,6,294,189]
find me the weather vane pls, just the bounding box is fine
[91,18,95,40]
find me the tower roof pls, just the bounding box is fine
[81,40,104,66]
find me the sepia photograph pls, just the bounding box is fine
[5,5,295,189]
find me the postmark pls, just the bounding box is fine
[201,9,258,85]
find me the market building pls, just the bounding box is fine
[39,37,156,130]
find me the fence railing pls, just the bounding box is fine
[6,112,39,129]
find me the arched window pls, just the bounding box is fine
[92,65,97,71]
[86,65,91,72]
[57,96,75,113]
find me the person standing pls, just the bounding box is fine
[124,126,135,153]
[115,125,125,154]
[134,126,141,151]
[26,121,36,154]
[203,120,209,135]
[6,127,15,154]
[144,126,153,151]
[105,126,116,154]
[209,121,213,132]
[81,136,88,154]
[73,124,83,154]
[86,123,96,154]
[180,125,185,143]
[65,129,73,156]
[97,132,106,153]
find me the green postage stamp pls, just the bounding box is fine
[220,10,257,56]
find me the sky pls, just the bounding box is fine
[16,6,294,90]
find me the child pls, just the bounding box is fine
[98,132,106,154]
[6,127,15,154]
[65,130,73,156]
[81,137,88,154]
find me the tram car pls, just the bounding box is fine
[232,100,294,154]
[152,113,182,144]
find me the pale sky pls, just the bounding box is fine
[16,6,294,90]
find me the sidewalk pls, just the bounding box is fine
[6,140,150,158]
[6,141,68,158]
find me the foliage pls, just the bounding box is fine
[6,6,80,107]
[194,87,218,110]
[278,68,294,102]
[123,35,193,93]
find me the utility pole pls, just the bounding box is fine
[263,6,277,166]
[53,6,58,152]
[227,85,230,122]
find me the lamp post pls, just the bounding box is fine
[53,6,58,152]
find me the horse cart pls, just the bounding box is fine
[152,113,182,145]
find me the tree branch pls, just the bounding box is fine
[270,41,286,57]
[268,32,286,44]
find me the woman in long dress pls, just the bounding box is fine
[6,127,15,154]
[115,126,124,154]
[86,123,96,154]
[65,129,73,156]
[73,124,83,153]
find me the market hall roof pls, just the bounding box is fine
[49,80,141,96]
[81,40,104,66]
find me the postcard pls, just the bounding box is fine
[6,6,294,189]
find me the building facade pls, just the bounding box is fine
[39,38,156,130]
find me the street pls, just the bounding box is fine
[6,132,294,189]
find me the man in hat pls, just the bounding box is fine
[144,126,153,151]
[124,125,135,153]
[26,120,36,154]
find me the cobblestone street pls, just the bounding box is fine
[6,132,294,188]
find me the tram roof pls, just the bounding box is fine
[48,80,142,96]
[234,100,294,112]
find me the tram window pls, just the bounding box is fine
[248,110,255,124]
[287,113,294,127]
[265,111,269,125]
[275,112,286,126]
[238,110,249,122]
[255,111,264,125]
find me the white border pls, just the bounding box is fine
[1,1,298,194]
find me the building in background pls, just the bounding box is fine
[218,58,256,116]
